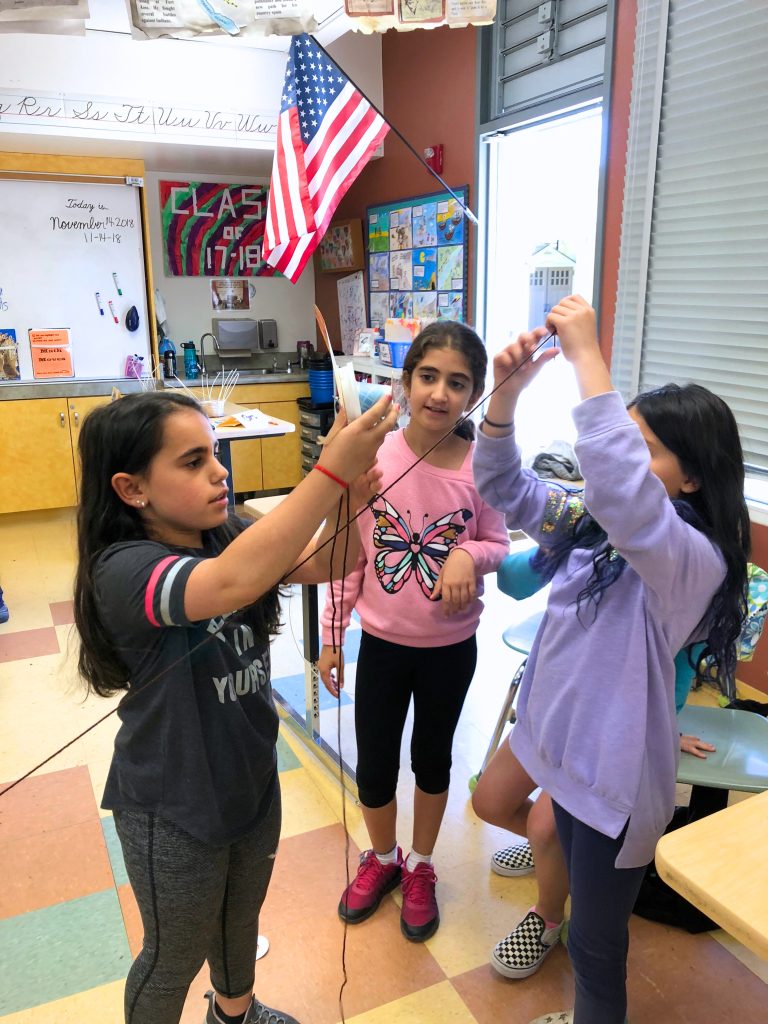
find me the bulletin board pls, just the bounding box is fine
[0,177,151,382]
[366,186,469,330]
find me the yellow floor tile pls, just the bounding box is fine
[279,765,343,838]
[343,980,478,1024]
[0,980,124,1023]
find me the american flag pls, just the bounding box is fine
[262,34,389,283]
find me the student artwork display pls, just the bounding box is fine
[366,187,468,330]
[318,219,365,272]
[337,271,368,355]
[344,0,496,30]
[160,181,275,277]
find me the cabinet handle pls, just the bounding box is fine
[60,412,66,427]
[74,412,80,426]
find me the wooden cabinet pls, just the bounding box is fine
[229,382,308,493]
[260,399,303,489]
[68,396,112,497]
[0,398,77,514]
[0,380,309,516]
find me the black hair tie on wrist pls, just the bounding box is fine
[483,414,514,429]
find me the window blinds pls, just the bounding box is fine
[612,0,768,466]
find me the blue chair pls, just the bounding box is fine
[470,612,768,800]
[677,705,768,793]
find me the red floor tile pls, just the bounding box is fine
[0,765,97,840]
[118,883,143,958]
[0,625,59,663]
[0,816,114,918]
[49,599,75,626]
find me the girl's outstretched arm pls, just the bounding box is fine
[184,397,398,621]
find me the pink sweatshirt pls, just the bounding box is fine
[321,429,509,648]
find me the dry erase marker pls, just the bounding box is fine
[95,292,104,315]
[112,272,122,296]
[108,300,119,324]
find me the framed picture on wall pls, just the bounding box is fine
[318,219,365,272]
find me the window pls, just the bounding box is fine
[480,105,603,455]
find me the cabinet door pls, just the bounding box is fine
[0,398,77,513]
[260,400,302,490]
[231,436,263,493]
[69,397,113,498]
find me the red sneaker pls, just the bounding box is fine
[338,848,403,923]
[400,861,439,941]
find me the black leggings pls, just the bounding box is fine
[114,784,280,1024]
[354,631,477,807]
[553,801,645,1024]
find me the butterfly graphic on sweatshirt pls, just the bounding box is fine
[370,497,473,598]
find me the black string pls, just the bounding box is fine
[0,331,554,800]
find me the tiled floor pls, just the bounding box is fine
[1,508,768,1023]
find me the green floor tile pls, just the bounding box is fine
[276,732,300,772]
[101,815,129,888]
[0,888,131,1014]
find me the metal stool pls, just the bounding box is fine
[468,610,544,791]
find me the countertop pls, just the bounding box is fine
[0,370,309,400]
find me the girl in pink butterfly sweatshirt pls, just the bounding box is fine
[318,322,508,943]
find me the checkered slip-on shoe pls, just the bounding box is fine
[490,841,535,877]
[528,1013,573,1024]
[490,909,562,979]
[204,990,301,1024]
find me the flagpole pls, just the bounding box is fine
[310,34,479,227]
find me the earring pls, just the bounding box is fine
[136,499,145,508]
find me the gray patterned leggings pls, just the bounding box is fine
[114,786,281,1024]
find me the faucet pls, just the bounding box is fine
[199,332,217,375]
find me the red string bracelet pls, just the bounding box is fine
[313,464,349,489]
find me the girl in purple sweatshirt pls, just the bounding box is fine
[318,322,508,943]
[473,296,749,1024]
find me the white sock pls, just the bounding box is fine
[374,844,399,865]
[406,850,432,870]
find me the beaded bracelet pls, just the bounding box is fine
[313,464,349,489]
[483,414,514,429]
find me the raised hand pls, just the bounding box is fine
[318,394,398,486]
[545,295,599,363]
[545,295,612,400]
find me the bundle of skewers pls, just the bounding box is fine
[171,369,240,416]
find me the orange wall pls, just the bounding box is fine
[597,0,768,694]
[314,25,477,348]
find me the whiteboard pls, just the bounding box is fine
[0,179,151,382]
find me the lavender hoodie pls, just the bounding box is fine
[474,391,725,867]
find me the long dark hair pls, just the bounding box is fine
[401,321,487,440]
[533,383,750,683]
[74,392,281,697]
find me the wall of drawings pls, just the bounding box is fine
[365,186,468,330]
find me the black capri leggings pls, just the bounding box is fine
[354,630,477,807]
[114,782,280,1024]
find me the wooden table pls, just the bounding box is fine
[656,789,768,960]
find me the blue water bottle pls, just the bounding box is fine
[181,341,199,380]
